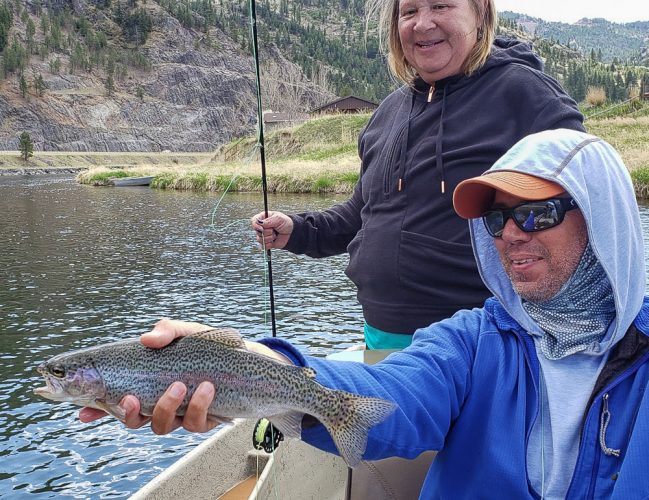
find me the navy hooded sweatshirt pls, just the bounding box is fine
[284,38,585,334]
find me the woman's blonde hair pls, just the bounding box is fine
[367,0,497,85]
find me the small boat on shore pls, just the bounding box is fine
[109,176,154,186]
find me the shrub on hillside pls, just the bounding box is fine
[18,132,33,161]
[586,87,607,106]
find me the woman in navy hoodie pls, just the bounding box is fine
[251,0,585,349]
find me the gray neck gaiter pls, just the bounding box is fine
[522,243,616,360]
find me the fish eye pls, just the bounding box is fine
[50,367,66,378]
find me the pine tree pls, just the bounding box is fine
[33,73,46,96]
[18,131,34,161]
[105,73,115,96]
[26,18,36,53]
[49,56,61,74]
[40,13,49,36]
[0,3,12,53]
[19,73,28,98]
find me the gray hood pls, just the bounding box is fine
[469,129,645,353]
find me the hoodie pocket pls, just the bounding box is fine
[398,230,483,305]
[345,228,365,284]
[346,228,364,263]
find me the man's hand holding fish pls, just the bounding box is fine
[36,317,396,467]
[78,318,292,434]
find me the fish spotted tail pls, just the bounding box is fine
[323,392,397,468]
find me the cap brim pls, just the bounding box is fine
[453,170,565,219]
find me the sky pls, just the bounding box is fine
[494,0,649,24]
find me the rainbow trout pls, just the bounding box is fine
[34,328,396,467]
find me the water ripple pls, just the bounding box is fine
[0,176,362,497]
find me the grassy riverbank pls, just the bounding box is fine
[76,114,369,193]
[6,110,649,197]
[586,115,649,197]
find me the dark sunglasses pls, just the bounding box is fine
[482,198,578,238]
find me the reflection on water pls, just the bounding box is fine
[3,175,649,498]
[0,175,363,498]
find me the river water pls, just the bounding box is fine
[3,175,649,498]
[0,175,364,498]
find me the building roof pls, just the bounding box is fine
[310,95,378,113]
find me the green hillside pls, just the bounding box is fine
[72,107,649,196]
[1,0,648,132]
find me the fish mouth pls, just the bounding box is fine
[34,380,62,401]
[33,385,58,399]
[33,381,84,404]
[34,371,66,401]
[34,386,52,395]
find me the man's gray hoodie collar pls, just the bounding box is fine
[469,129,645,355]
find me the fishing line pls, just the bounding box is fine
[208,141,259,229]
[249,0,278,338]
[584,95,637,121]
[209,174,239,227]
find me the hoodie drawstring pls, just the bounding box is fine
[599,393,621,457]
[395,92,418,193]
[396,82,447,194]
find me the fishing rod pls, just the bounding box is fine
[248,0,277,338]
[248,0,285,459]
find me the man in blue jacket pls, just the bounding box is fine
[83,129,649,498]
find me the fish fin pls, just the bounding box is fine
[206,414,234,426]
[94,401,127,422]
[302,367,316,379]
[321,393,397,468]
[189,328,246,349]
[268,411,304,439]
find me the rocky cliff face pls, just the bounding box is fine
[0,1,327,152]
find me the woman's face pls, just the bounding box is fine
[397,0,479,83]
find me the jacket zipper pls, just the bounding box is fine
[575,350,649,499]
[599,393,621,457]
[427,83,435,102]
[382,125,407,196]
[511,330,544,499]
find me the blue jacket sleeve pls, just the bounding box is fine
[261,309,486,461]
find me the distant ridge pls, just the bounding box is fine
[499,10,649,63]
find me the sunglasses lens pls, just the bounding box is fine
[483,211,505,237]
[513,205,536,230]
[515,202,560,231]
[482,200,565,237]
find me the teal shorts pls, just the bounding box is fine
[364,322,413,350]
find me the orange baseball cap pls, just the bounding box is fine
[453,170,566,219]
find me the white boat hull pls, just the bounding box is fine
[109,176,154,186]
[131,418,349,500]
[132,349,436,499]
